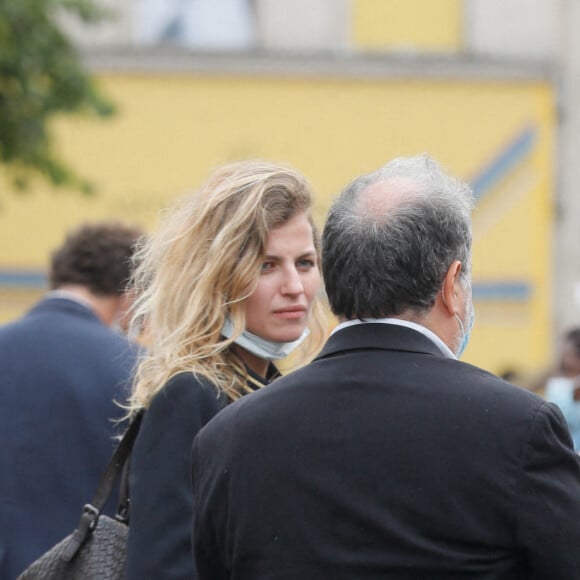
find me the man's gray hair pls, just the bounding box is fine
[322,154,474,319]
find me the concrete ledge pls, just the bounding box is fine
[81,46,556,82]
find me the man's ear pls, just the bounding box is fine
[440,260,463,316]
[114,293,134,333]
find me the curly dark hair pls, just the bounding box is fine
[49,222,144,295]
[565,328,580,355]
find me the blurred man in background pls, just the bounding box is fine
[0,221,143,579]
[543,327,580,450]
[192,155,580,579]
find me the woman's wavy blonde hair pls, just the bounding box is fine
[127,160,327,413]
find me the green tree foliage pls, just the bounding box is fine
[0,0,115,193]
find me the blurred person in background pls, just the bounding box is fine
[542,327,580,450]
[0,221,143,579]
[191,155,580,579]
[125,160,326,579]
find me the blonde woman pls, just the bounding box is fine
[125,160,326,579]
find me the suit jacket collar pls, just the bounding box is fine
[315,322,445,361]
[29,295,102,324]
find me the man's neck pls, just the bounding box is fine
[335,313,456,359]
[51,285,119,327]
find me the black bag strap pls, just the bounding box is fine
[91,410,144,511]
[62,410,144,561]
[116,450,132,524]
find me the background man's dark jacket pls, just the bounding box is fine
[0,297,139,579]
[193,323,580,580]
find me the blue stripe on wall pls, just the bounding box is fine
[472,281,531,302]
[0,270,532,302]
[470,125,536,201]
[0,270,46,289]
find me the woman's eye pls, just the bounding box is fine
[260,262,274,272]
[297,259,316,270]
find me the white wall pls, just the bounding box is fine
[255,0,349,52]
[465,0,561,60]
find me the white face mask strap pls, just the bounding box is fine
[455,313,465,336]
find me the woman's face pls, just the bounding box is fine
[244,211,320,343]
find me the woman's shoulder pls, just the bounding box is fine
[164,370,214,392]
[147,371,227,421]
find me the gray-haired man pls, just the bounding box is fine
[192,155,580,579]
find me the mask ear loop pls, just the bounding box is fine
[455,313,465,337]
[455,301,475,359]
[455,270,472,358]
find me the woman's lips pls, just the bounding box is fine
[273,306,307,319]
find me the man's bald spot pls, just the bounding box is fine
[356,177,421,219]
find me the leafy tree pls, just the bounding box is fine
[0,0,115,193]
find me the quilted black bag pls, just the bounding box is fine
[18,411,143,580]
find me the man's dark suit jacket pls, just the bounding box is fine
[192,323,580,579]
[0,296,139,579]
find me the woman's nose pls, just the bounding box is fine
[282,268,304,295]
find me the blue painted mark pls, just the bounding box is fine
[472,281,531,302]
[470,125,536,201]
[0,270,46,289]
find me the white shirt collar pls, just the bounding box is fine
[331,317,456,359]
[45,289,95,313]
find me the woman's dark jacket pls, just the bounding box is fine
[126,364,278,579]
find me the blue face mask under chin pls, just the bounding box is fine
[455,306,475,359]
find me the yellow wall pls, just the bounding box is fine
[353,0,463,51]
[0,72,555,378]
